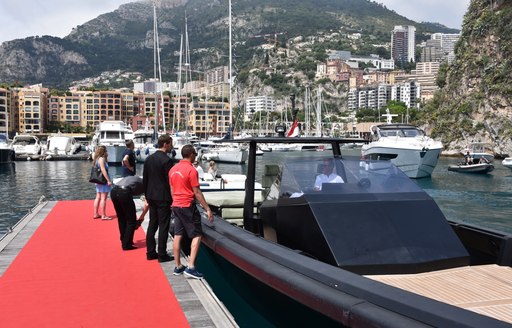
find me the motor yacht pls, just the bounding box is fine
[361,123,443,178]
[11,135,42,160]
[196,137,512,327]
[91,121,129,164]
[0,134,14,164]
[45,133,81,156]
[502,157,512,169]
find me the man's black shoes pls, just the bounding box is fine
[158,254,174,263]
[147,253,174,262]
[147,253,159,260]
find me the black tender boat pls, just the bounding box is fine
[199,137,512,327]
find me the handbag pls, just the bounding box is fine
[89,164,107,185]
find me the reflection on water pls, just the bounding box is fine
[1,155,512,236]
[0,161,141,234]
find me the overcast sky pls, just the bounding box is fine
[0,0,471,45]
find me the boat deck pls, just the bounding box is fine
[0,200,237,328]
[368,265,512,324]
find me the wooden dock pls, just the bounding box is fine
[0,200,237,328]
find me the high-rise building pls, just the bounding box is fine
[0,88,14,135]
[391,25,416,64]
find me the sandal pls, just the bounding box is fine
[101,216,113,220]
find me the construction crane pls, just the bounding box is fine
[250,31,287,49]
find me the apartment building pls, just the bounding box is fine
[207,82,230,100]
[48,95,81,127]
[187,100,231,138]
[17,88,48,134]
[245,96,276,117]
[391,25,416,64]
[391,81,420,109]
[0,88,14,135]
[205,66,229,85]
[348,81,419,111]
[395,62,439,102]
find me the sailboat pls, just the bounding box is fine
[196,0,248,164]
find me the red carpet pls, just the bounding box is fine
[0,200,189,328]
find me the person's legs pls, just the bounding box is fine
[100,192,109,218]
[173,234,183,267]
[111,189,125,243]
[122,196,137,249]
[93,192,101,218]
[188,236,202,269]
[156,205,170,256]
[146,203,158,257]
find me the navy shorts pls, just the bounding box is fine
[172,204,203,238]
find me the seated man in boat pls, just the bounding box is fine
[464,151,473,165]
[313,159,344,191]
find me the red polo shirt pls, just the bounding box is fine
[169,159,199,207]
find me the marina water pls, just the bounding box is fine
[2,154,511,235]
[1,154,512,327]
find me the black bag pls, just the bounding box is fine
[89,165,107,185]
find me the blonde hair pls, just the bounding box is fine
[93,145,107,164]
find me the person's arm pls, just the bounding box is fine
[122,154,134,173]
[313,175,322,191]
[192,186,213,222]
[138,199,149,221]
[98,157,112,186]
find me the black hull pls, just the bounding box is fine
[0,148,14,164]
[201,218,511,328]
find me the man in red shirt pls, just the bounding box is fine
[169,144,213,279]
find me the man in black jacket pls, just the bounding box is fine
[142,134,174,262]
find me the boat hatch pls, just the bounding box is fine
[259,156,470,275]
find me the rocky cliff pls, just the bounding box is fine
[421,0,512,157]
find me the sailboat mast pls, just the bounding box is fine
[184,16,190,135]
[155,6,166,134]
[176,34,183,132]
[152,3,159,139]
[316,86,322,137]
[228,0,233,130]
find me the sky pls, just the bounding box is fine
[0,0,471,45]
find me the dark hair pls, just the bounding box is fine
[125,139,134,148]
[157,134,172,148]
[181,144,197,159]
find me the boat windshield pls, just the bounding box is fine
[380,128,423,138]
[275,156,423,199]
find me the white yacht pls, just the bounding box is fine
[361,123,443,178]
[11,134,42,159]
[502,157,512,169]
[91,121,129,164]
[45,133,81,156]
[197,140,249,164]
[171,131,199,160]
[0,134,14,164]
[133,126,156,163]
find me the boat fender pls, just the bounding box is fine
[135,149,140,156]
[145,147,150,155]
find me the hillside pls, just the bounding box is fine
[0,0,457,87]
[420,0,512,156]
